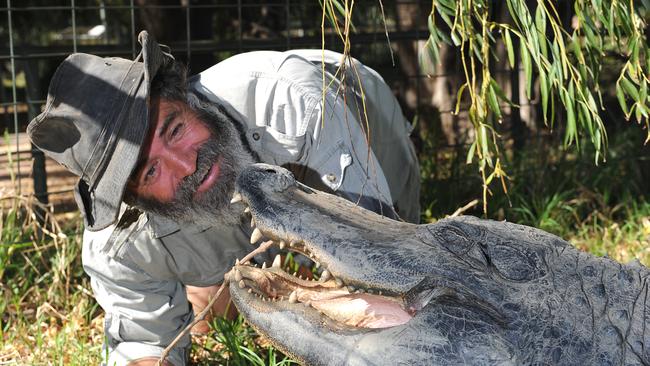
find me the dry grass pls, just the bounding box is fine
[0,194,104,365]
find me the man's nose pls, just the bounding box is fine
[167,148,197,179]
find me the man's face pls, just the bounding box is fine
[128,97,253,226]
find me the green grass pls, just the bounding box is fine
[190,316,297,365]
[0,197,103,365]
[1,126,648,363]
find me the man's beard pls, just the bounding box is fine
[134,100,255,227]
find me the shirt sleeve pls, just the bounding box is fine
[83,222,192,366]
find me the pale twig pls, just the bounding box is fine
[449,199,479,218]
[37,302,68,321]
[157,240,276,365]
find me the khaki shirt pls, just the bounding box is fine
[83,50,420,365]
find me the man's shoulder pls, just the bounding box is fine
[82,208,176,279]
[83,207,147,254]
[197,50,325,93]
[200,50,316,73]
[82,208,252,286]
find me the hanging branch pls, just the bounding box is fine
[422,0,649,212]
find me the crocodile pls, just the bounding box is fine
[227,164,650,365]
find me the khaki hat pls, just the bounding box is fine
[27,31,171,231]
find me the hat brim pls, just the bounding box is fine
[75,73,149,231]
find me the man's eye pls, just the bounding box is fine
[144,165,156,182]
[170,123,183,138]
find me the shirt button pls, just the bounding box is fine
[326,174,337,182]
[252,132,260,141]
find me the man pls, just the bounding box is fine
[28,31,420,365]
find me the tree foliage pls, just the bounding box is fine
[422,0,649,211]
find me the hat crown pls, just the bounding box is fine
[29,54,145,183]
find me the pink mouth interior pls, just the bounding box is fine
[296,288,412,328]
[239,266,412,329]
[195,159,221,195]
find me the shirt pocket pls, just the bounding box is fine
[309,142,397,218]
[258,126,310,166]
[311,141,359,194]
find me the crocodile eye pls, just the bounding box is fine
[486,242,546,282]
[421,219,547,282]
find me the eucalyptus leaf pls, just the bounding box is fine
[539,70,549,123]
[488,83,502,121]
[504,29,515,68]
[621,78,640,101]
[455,83,468,114]
[616,85,630,116]
[521,42,532,99]
[466,140,477,164]
[489,79,514,106]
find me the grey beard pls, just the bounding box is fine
[133,97,255,227]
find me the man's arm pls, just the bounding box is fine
[127,357,175,366]
[83,225,193,366]
[186,282,237,334]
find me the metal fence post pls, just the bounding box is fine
[24,59,48,205]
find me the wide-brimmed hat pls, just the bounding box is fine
[27,31,171,231]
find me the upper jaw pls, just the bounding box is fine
[232,164,425,292]
[227,165,436,327]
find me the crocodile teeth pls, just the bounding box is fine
[250,228,263,244]
[279,240,286,250]
[319,269,331,282]
[238,280,246,289]
[261,262,267,269]
[234,269,243,282]
[288,291,298,303]
[314,261,321,269]
[230,192,242,204]
[244,207,250,214]
[248,288,252,293]
[250,217,255,228]
[272,254,282,268]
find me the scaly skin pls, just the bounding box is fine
[228,164,650,366]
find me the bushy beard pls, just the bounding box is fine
[134,97,255,227]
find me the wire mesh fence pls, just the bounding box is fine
[0,0,583,219]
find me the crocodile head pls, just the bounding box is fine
[227,164,649,366]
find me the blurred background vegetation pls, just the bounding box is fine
[0,0,648,364]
